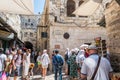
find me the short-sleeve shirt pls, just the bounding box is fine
[53,54,64,66]
[0,54,7,71]
[76,50,85,67]
[37,56,41,62]
[81,54,113,80]
[13,54,22,67]
[41,53,50,66]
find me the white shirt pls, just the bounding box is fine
[23,53,31,76]
[23,53,30,65]
[37,56,41,62]
[8,54,13,60]
[76,50,85,64]
[0,53,7,71]
[81,54,113,80]
[41,53,50,66]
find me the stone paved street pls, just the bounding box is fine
[10,73,69,80]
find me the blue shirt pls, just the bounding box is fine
[52,54,64,66]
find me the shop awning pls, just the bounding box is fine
[0,0,34,15]
[0,30,14,40]
[73,0,102,16]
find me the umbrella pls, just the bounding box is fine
[73,0,102,16]
[0,0,34,15]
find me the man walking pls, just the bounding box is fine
[53,49,64,80]
[81,45,113,80]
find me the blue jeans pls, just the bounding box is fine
[14,66,21,76]
[54,66,62,80]
[0,71,2,77]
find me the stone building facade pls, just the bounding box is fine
[38,0,107,54]
[20,15,40,50]
[38,0,109,54]
[105,0,120,72]
[0,12,23,50]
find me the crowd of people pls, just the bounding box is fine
[0,44,113,80]
[0,47,51,80]
[0,47,30,80]
[63,44,113,80]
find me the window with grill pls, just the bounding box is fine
[67,0,76,17]
[30,32,33,37]
[31,23,33,26]
[28,19,30,22]
[25,23,27,26]
[24,32,28,37]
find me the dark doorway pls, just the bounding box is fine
[67,0,76,17]
[24,41,33,51]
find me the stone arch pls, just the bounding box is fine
[79,0,84,6]
[67,0,76,17]
[105,3,110,9]
[24,41,33,51]
[116,0,120,5]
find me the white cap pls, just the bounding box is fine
[88,45,97,50]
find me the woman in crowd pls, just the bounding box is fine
[68,49,78,80]
[5,49,13,80]
[36,51,42,74]
[22,49,31,79]
[41,49,50,79]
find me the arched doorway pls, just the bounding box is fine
[24,41,33,51]
[79,0,84,6]
[67,0,76,17]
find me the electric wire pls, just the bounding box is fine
[12,0,33,14]
[13,0,27,10]
[20,0,33,14]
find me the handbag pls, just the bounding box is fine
[90,56,101,80]
[0,72,7,80]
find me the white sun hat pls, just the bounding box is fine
[80,44,89,49]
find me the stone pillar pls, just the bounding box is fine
[105,0,120,72]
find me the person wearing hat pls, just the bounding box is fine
[80,45,113,80]
[68,49,78,80]
[41,49,50,79]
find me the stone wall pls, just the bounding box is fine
[105,0,120,72]
[49,23,107,55]
[20,15,40,50]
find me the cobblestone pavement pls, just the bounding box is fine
[10,73,69,80]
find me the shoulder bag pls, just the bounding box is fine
[90,56,101,80]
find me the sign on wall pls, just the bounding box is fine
[55,45,60,49]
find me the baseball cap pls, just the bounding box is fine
[88,45,98,50]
